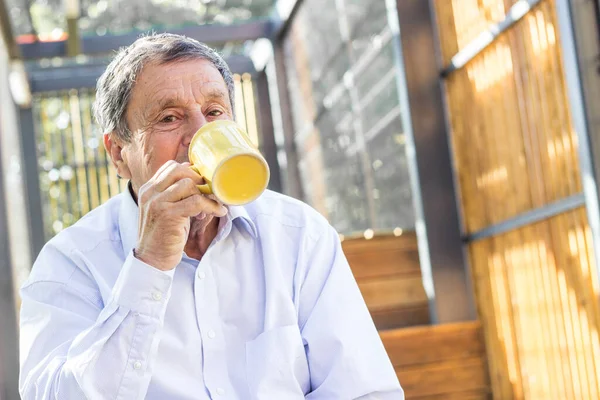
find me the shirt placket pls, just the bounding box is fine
[194,219,235,399]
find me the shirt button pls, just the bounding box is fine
[207,330,216,339]
[216,387,225,395]
[133,361,142,370]
[152,292,163,301]
[197,270,206,280]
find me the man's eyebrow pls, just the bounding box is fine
[204,88,228,102]
[144,98,182,118]
[143,89,228,118]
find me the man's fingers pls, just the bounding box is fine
[152,161,205,193]
[173,194,228,218]
[160,178,200,203]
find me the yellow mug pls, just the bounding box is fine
[188,120,270,206]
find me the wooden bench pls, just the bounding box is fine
[380,322,491,399]
[342,232,430,329]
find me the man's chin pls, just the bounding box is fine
[188,213,216,238]
[189,195,224,224]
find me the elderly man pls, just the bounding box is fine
[18,33,403,399]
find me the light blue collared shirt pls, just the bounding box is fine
[19,189,403,399]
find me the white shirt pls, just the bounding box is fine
[19,188,403,399]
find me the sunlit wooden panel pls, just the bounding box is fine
[34,89,138,237]
[470,208,600,399]
[443,42,534,233]
[428,1,595,399]
[233,74,248,134]
[241,73,260,148]
[433,0,507,66]
[68,91,90,217]
[435,0,582,233]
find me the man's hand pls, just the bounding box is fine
[134,160,227,271]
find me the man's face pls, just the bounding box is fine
[105,59,233,194]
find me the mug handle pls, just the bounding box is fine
[189,165,213,195]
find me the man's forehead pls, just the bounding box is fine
[132,60,229,112]
[136,59,224,87]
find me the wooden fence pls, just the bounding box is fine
[433,0,600,398]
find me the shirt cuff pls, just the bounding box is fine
[111,250,175,318]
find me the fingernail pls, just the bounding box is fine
[220,206,228,215]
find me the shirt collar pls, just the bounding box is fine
[117,182,257,256]
[227,205,258,238]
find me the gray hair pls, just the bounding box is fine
[93,33,235,142]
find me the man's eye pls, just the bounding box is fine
[208,110,223,117]
[160,115,177,123]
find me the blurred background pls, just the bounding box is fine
[1,0,600,398]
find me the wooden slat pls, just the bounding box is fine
[412,390,491,400]
[472,234,519,400]
[380,323,490,398]
[397,357,490,398]
[358,275,427,311]
[345,247,420,280]
[343,233,420,281]
[343,233,427,329]
[342,232,418,254]
[370,304,430,330]
[381,321,484,367]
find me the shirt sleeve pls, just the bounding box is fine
[19,244,174,400]
[297,226,404,400]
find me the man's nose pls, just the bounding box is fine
[182,111,208,147]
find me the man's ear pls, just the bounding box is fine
[104,132,132,180]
